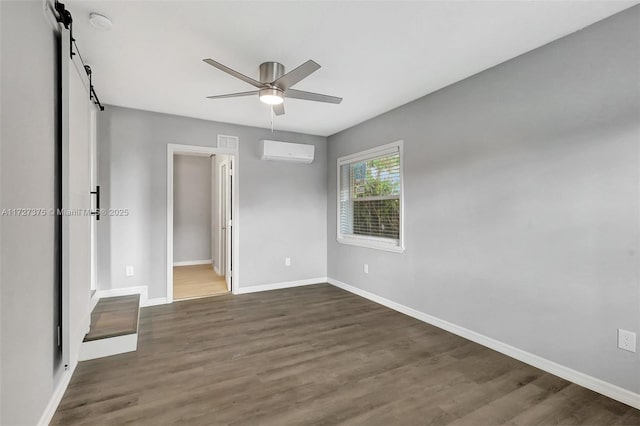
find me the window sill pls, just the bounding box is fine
[337,236,405,253]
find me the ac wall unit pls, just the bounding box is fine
[259,140,315,164]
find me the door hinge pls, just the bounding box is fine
[228,220,233,227]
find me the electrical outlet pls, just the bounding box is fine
[618,329,636,352]
[285,257,291,266]
[363,264,369,274]
[125,265,134,277]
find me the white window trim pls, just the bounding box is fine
[336,140,405,253]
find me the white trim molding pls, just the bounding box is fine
[327,277,640,410]
[173,259,212,267]
[145,297,168,307]
[79,333,138,361]
[167,143,240,303]
[234,277,327,295]
[38,285,150,425]
[37,361,78,426]
[95,285,167,308]
[96,285,148,304]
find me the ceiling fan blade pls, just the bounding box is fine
[273,103,285,116]
[285,89,342,104]
[273,60,320,90]
[203,59,262,88]
[206,90,258,100]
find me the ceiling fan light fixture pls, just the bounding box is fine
[203,58,342,115]
[259,88,284,105]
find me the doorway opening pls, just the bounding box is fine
[167,144,236,303]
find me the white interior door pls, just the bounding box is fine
[219,162,228,279]
[225,158,233,291]
[211,156,216,271]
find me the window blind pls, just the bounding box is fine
[339,148,401,242]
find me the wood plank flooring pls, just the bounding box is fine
[53,284,640,425]
[84,295,140,341]
[173,264,228,300]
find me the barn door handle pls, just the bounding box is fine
[90,186,100,220]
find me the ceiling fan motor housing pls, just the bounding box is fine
[260,62,285,85]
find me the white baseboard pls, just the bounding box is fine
[37,360,77,426]
[79,333,138,361]
[234,277,327,295]
[95,286,168,307]
[144,297,168,307]
[96,285,148,303]
[327,278,640,410]
[214,265,221,275]
[39,286,160,424]
[173,259,212,267]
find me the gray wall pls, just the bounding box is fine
[98,106,327,298]
[0,1,62,424]
[173,155,212,263]
[327,6,640,393]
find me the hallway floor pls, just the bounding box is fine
[173,264,228,300]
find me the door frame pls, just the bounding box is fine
[166,143,239,303]
[218,157,233,291]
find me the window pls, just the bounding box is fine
[337,141,404,252]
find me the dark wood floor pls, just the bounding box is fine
[53,284,640,425]
[84,295,140,341]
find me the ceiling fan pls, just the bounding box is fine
[203,59,342,116]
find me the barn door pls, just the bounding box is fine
[60,24,97,369]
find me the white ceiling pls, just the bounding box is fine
[66,1,637,136]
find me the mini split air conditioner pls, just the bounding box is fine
[259,140,315,164]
